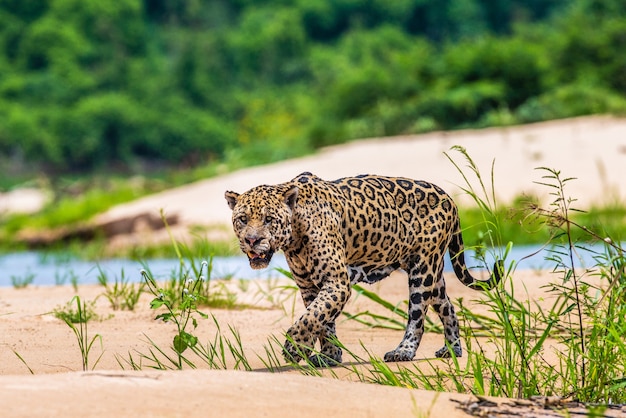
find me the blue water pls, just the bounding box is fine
[0,252,291,287]
[0,244,606,287]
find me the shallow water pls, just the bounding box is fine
[0,244,604,287]
[0,251,291,287]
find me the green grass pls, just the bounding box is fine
[54,296,104,371]
[53,298,100,324]
[122,258,248,370]
[10,272,35,288]
[459,199,626,249]
[97,267,145,311]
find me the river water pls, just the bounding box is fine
[0,252,291,287]
[0,244,608,287]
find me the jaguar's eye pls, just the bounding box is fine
[238,215,248,225]
[264,216,273,224]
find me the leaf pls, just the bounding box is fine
[175,331,199,353]
[155,313,172,322]
[150,299,165,309]
[352,284,408,319]
[173,334,188,354]
[185,332,198,348]
[274,267,293,279]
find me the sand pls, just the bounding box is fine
[0,269,586,417]
[2,115,626,417]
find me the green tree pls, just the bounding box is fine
[0,0,623,178]
[226,6,308,83]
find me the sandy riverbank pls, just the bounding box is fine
[2,115,626,416]
[0,268,604,417]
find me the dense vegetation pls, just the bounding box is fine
[0,0,625,181]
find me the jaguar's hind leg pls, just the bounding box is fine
[383,302,426,362]
[432,292,462,358]
[384,255,458,362]
[383,259,435,362]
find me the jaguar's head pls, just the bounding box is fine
[225,184,298,269]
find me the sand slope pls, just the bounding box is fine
[99,115,626,232]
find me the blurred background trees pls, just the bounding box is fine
[0,0,624,181]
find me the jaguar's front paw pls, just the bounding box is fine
[383,348,415,362]
[308,352,342,368]
[282,339,303,364]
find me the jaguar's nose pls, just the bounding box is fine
[245,235,260,246]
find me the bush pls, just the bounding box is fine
[516,84,626,123]
[417,81,506,129]
[307,26,433,145]
[553,17,626,94]
[226,6,309,83]
[442,36,547,108]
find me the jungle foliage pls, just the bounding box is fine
[0,0,625,180]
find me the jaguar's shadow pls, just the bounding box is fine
[252,359,383,373]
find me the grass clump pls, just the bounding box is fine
[117,216,251,370]
[97,267,144,311]
[138,261,210,369]
[54,268,79,288]
[119,259,252,371]
[401,147,626,404]
[55,296,104,371]
[53,297,100,324]
[10,272,35,288]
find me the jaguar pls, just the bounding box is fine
[225,172,501,366]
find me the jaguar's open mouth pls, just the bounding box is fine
[246,250,274,269]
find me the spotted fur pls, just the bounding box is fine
[225,172,501,365]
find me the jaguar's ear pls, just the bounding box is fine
[225,191,240,210]
[283,186,298,210]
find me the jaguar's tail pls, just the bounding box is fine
[448,219,503,291]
